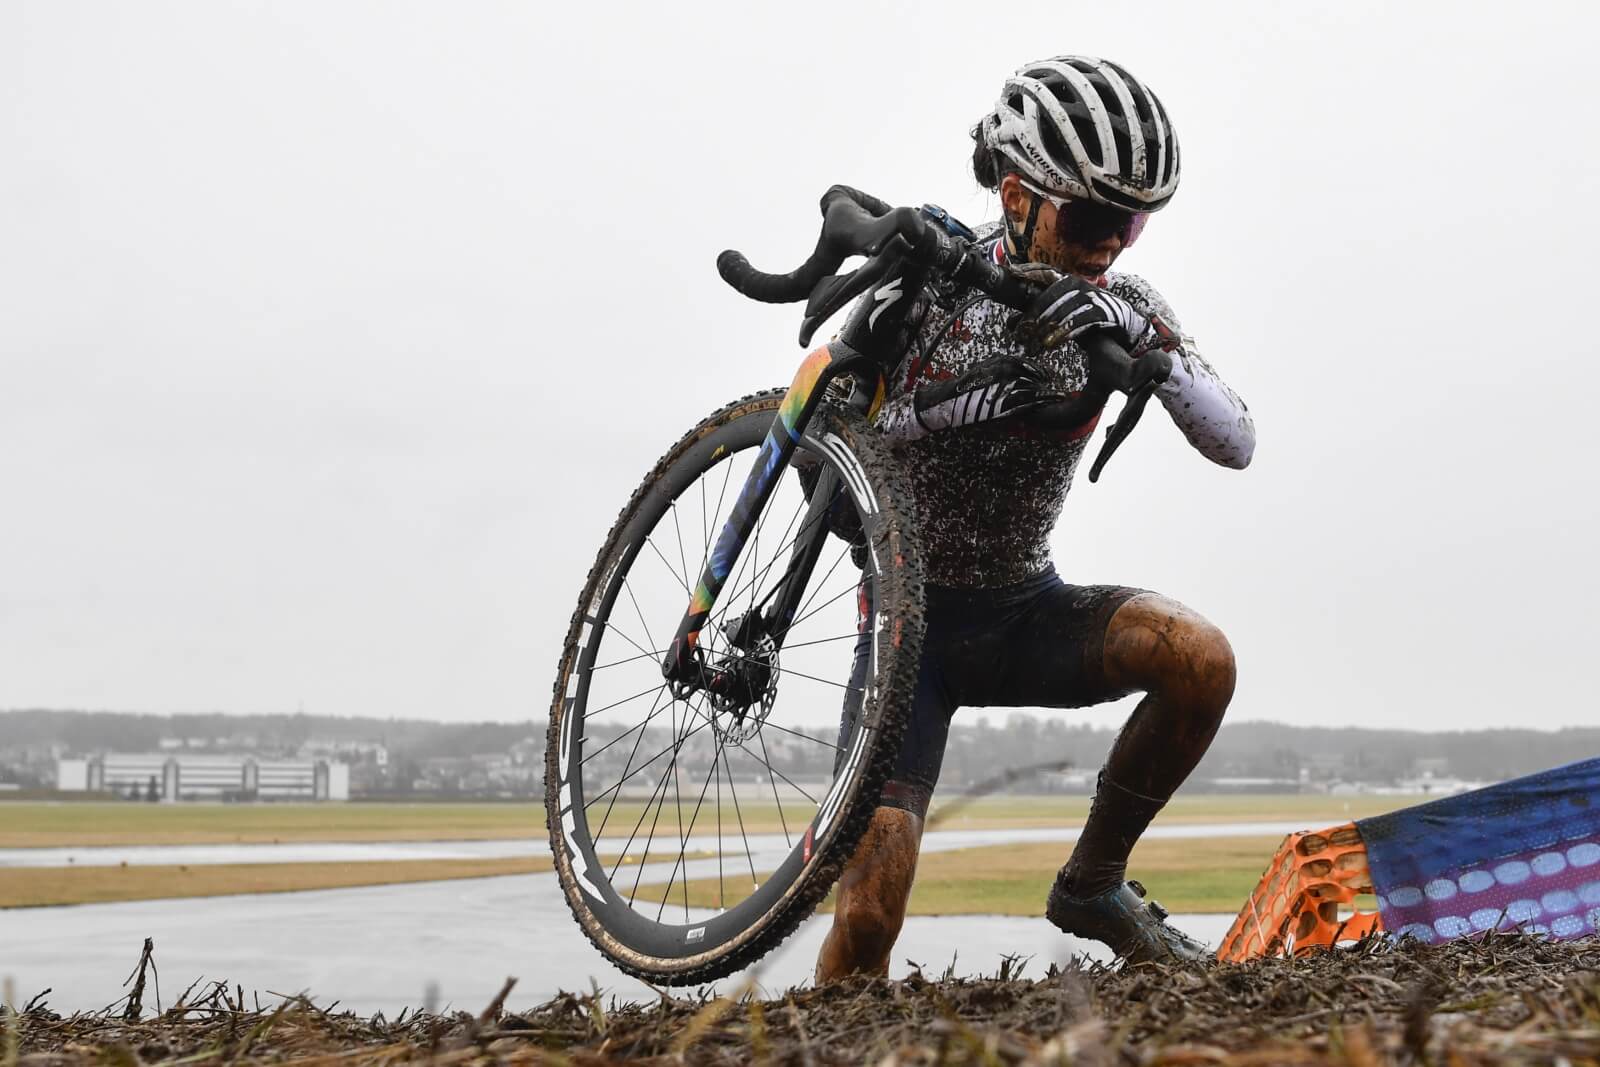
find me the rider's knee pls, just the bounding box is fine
[1107,596,1236,707]
[1182,616,1236,709]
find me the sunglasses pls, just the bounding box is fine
[1018,178,1150,248]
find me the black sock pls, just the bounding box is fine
[1059,771,1169,899]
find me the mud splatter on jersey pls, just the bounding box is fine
[874,230,1252,588]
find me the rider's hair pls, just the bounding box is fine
[969,122,1010,191]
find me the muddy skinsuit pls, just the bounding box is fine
[838,226,1255,815]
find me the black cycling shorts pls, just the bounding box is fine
[837,567,1145,817]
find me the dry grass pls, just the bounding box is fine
[0,858,551,908]
[8,935,1600,1065]
[0,803,547,848]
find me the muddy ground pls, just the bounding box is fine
[8,936,1599,1065]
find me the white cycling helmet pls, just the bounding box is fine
[981,56,1180,212]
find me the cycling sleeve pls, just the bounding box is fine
[1114,275,1255,470]
[874,391,925,443]
[1153,342,1255,469]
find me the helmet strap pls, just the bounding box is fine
[1004,190,1044,262]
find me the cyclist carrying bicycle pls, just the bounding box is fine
[819,56,1255,977]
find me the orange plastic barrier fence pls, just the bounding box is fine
[1216,821,1383,962]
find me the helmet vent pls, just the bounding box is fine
[988,55,1180,210]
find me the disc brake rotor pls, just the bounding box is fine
[706,627,780,745]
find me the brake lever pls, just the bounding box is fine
[798,236,912,346]
[1086,347,1172,483]
[1088,380,1157,483]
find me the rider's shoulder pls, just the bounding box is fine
[1103,271,1182,330]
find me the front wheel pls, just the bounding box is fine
[546,389,925,984]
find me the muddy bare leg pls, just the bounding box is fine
[1062,593,1237,897]
[815,806,923,982]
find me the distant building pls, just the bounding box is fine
[56,754,348,802]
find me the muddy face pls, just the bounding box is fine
[998,173,1139,281]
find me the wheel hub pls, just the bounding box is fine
[705,619,780,744]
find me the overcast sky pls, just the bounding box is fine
[3,1,1597,733]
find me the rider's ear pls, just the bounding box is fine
[998,173,1029,225]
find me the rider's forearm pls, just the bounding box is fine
[874,394,929,444]
[1153,342,1255,469]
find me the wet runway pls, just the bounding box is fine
[0,867,1236,1014]
[0,821,1292,1012]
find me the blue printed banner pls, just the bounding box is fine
[1355,756,1600,943]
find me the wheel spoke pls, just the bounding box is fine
[590,646,670,672]
[645,535,692,597]
[596,615,657,665]
[665,687,689,919]
[670,501,691,601]
[769,663,858,692]
[780,632,859,652]
[655,720,729,923]
[591,692,665,842]
[627,753,675,904]
[583,687,674,769]
[585,682,669,720]
[758,719,842,753]
[790,543,854,629]
[612,732,681,883]
[775,582,859,642]
[715,751,724,910]
[585,713,711,817]
[622,578,661,660]
[720,745,759,886]
[756,727,791,849]
[733,740,819,805]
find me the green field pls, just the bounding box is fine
[0,793,1408,849]
[635,834,1304,916]
[0,794,1404,913]
[922,791,1405,830]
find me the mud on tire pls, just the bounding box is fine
[545,389,925,984]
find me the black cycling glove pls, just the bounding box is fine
[1022,275,1151,349]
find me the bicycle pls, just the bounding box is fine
[545,185,1171,984]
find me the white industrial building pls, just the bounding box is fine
[57,754,349,802]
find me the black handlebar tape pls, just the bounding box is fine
[716,186,904,306]
[947,253,1034,313]
[715,249,823,304]
[821,184,895,219]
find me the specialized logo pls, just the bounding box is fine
[868,277,903,330]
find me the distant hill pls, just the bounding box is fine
[5,709,1598,793]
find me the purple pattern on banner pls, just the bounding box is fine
[1376,833,1600,943]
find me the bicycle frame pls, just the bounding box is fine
[659,338,886,695]
[656,185,1157,698]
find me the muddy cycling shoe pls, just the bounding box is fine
[1046,876,1211,965]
